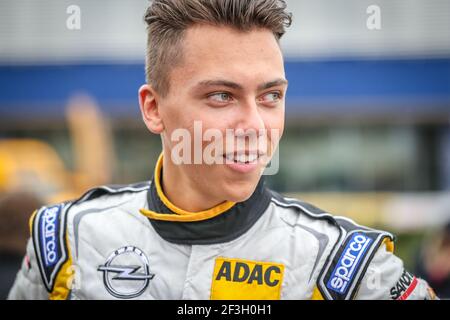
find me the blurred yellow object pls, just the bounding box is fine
[66,94,115,187]
[0,139,80,203]
[0,94,116,205]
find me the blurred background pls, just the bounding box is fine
[0,0,449,299]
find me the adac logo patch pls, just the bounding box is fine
[326,233,372,295]
[210,257,284,300]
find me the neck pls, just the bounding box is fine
[160,152,227,213]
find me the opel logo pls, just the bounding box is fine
[98,246,155,299]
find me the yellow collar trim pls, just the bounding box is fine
[140,152,235,222]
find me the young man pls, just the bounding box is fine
[9,0,437,300]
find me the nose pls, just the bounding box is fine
[234,99,266,134]
[231,99,266,152]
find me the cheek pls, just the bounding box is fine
[163,97,221,131]
[161,102,194,134]
[198,109,235,139]
[262,108,285,137]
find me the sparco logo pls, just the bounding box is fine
[41,205,60,267]
[327,233,372,294]
[98,246,155,299]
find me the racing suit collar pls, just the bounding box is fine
[140,152,273,245]
[142,152,236,221]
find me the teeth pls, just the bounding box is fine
[237,154,246,163]
[225,154,235,162]
[225,153,259,163]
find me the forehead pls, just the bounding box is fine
[172,24,285,87]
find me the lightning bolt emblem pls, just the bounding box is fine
[98,265,155,280]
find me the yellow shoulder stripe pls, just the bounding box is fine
[49,231,74,300]
[28,209,38,236]
[382,237,395,253]
[311,286,325,300]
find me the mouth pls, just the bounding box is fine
[222,151,266,173]
[223,151,261,164]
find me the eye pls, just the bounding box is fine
[260,91,282,103]
[208,92,233,103]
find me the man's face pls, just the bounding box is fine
[156,24,286,203]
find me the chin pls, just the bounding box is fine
[222,178,259,203]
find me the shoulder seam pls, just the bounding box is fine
[271,197,335,220]
[75,182,150,204]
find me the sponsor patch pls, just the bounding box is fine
[98,246,155,299]
[210,257,284,300]
[317,218,394,300]
[39,205,61,267]
[390,269,418,300]
[326,233,372,295]
[32,204,68,292]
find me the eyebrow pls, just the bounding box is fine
[257,78,288,91]
[195,78,288,91]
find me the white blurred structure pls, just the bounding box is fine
[0,0,449,63]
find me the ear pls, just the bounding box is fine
[138,84,164,134]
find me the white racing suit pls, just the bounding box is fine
[8,155,438,300]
